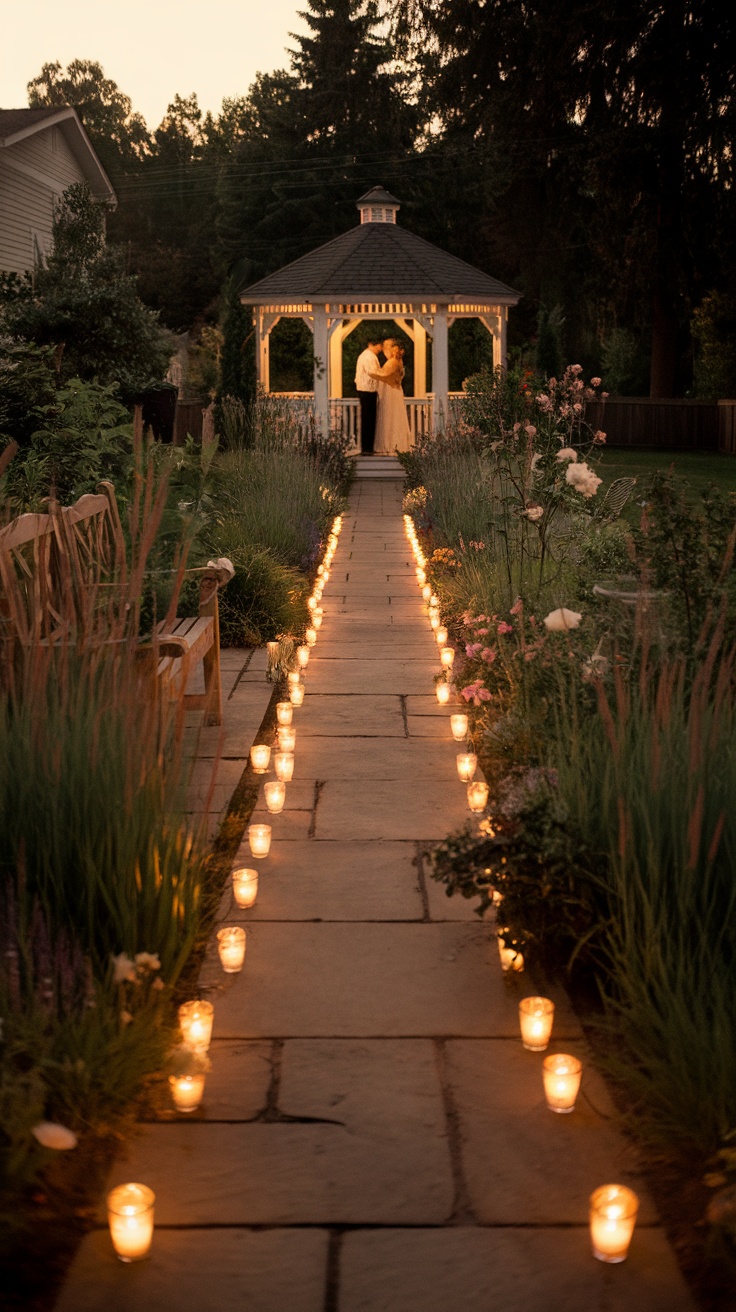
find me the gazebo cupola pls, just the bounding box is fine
[241,186,521,439]
[357,185,400,225]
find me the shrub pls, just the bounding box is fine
[211,536,310,646]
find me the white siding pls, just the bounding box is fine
[0,126,88,275]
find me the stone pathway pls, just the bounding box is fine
[57,478,694,1311]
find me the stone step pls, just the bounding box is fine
[354,456,404,481]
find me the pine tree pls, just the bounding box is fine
[218,280,256,410]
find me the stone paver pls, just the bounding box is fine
[55,476,694,1312]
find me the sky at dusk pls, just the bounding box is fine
[1,1,308,129]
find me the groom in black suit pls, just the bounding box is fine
[355,339,383,454]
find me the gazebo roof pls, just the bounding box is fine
[241,196,521,306]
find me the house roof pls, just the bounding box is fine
[356,185,401,208]
[0,107,116,205]
[241,214,521,306]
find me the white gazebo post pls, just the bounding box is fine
[256,309,272,392]
[313,304,330,436]
[432,308,449,431]
[413,321,428,397]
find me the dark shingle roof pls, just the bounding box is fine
[0,107,65,141]
[242,222,520,304]
[357,185,401,207]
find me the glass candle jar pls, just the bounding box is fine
[107,1183,155,1262]
[248,823,272,858]
[169,1073,205,1113]
[450,713,469,741]
[250,744,271,774]
[217,926,246,973]
[305,627,317,646]
[518,996,555,1051]
[264,780,286,814]
[276,701,293,726]
[232,867,258,908]
[297,645,310,669]
[542,1054,582,1113]
[290,684,305,707]
[436,626,448,648]
[178,999,213,1054]
[436,681,451,706]
[467,781,489,813]
[440,647,455,670]
[278,726,296,752]
[456,752,477,783]
[274,751,295,783]
[589,1185,639,1263]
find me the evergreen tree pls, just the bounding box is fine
[218,281,256,409]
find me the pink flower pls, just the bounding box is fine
[510,599,523,616]
[594,430,607,444]
[465,642,482,657]
[556,447,577,463]
[573,402,582,413]
[569,364,583,375]
[481,647,496,663]
[524,424,537,437]
[524,505,544,522]
[497,621,513,635]
[591,376,602,387]
[476,626,489,635]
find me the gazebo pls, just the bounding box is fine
[241,187,521,440]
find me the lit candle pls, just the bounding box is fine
[518,996,555,1051]
[436,626,448,647]
[542,1054,582,1113]
[217,925,246,972]
[422,584,432,601]
[317,564,325,576]
[322,570,331,583]
[250,744,271,774]
[276,701,293,726]
[450,713,469,741]
[264,780,286,813]
[248,824,272,859]
[416,567,426,585]
[497,933,524,973]
[290,684,305,707]
[287,670,301,688]
[589,1185,639,1263]
[306,627,317,646]
[107,1183,155,1262]
[169,1073,205,1113]
[297,645,310,669]
[178,1000,213,1053]
[467,781,489,813]
[430,594,439,608]
[232,867,258,908]
[313,611,323,630]
[440,647,455,670]
[274,751,295,782]
[278,725,296,752]
[436,681,451,706]
[456,752,477,783]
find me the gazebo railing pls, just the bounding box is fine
[275,393,465,445]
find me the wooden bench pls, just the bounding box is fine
[0,480,229,725]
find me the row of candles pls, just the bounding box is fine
[403,513,640,1265]
[106,519,344,1262]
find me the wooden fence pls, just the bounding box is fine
[586,397,736,453]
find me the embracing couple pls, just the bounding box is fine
[355,338,412,455]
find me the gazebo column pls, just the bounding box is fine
[256,311,270,392]
[313,304,330,435]
[413,321,427,396]
[432,308,449,430]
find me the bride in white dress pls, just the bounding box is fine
[369,340,412,454]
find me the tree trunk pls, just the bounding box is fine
[649,283,678,398]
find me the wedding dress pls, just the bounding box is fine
[374,365,412,454]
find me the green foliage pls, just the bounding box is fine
[692,291,736,400]
[218,282,256,414]
[0,338,58,449]
[600,326,649,396]
[536,304,565,380]
[214,539,310,646]
[27,58,150,173]
[4,184,171,397]
[2,378,133,509]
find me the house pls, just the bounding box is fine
[0,106,116,275]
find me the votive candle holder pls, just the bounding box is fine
[518,996,555,1051]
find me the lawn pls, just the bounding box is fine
[597,447,736,496]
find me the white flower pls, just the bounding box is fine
[32,1121,78,1150]
[134,952,161,972]
[524,505,544,522]
[543,607,582,632]
[556,447,578,463]
[206,557,235,583]
[112,952,136,984]
[565,461,602,498]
